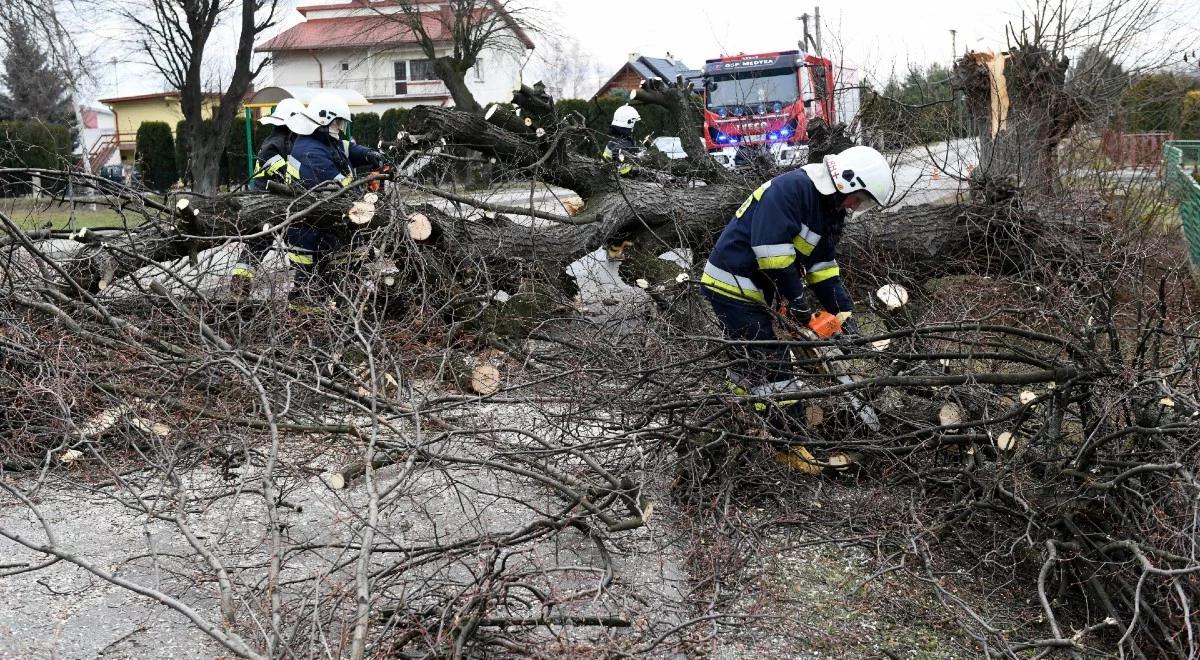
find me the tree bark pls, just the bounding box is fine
[953,45,1083,199]
[435,57,483,115]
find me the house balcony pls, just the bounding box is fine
[307,78,450,100]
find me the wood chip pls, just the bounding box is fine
[1020,391,1037,404]
[362,192,378,204]
[805,404,825,427]
[61,449,84,463]
[876,283,909,309]
[1159,397,1175,408]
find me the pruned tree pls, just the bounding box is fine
[111,0,284,194]
[379,0,537,114]
[952,0,1176,197]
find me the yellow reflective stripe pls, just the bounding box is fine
[752,243,795,270]
[701,273,766,303]
[757,254,796,269]
[231,266,256,279]
[287,253,314,265]
[793,225,821,256]
[752,243,794,259]
[806,266,841,284]
[806,260,840,284]
[735,181,772,218]
[602,147,613,160]
[618,163,633,175]
[701,262,766,303]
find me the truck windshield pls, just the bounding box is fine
[705,68,797,116]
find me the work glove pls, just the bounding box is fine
[365,150,388,168]
[781,300,814,326]
[839,315,862,339]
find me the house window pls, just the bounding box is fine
[473,58,484,83]
[394,59,436,95]
[340,61,350,72]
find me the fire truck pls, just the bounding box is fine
[701,50,857,168]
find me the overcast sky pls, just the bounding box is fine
[88,0,1198,102]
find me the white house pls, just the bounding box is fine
[255,0,535,113]
[78,105,121,173]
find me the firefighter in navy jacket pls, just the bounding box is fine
[700,145,895,391]
[284,92,385,309]
[602,104,642,175]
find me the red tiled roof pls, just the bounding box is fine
[257,15,441,52]
[257,2,534,52]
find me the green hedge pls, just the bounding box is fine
[0,120,74,195]
[379,107,412,143]
[135,121,177,191]
[557,97,688,156]
[353,111,380,148]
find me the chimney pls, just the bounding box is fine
[628,52,640,62]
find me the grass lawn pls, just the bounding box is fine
[0,197,147,230]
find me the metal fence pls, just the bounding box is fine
[1164,140,1200,273]
[1104,131,1173,167]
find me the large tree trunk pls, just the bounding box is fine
[189,136,225,196]
[953,45,1083,198]
[435,57,483,115]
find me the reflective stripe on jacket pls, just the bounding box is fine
[702,168,852,313]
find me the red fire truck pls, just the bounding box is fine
[701,50,852,167]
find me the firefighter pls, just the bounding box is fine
[285,92,387,310]
[231,98,307,299]
[602,104,642,175]
[251,97,305,188]
[699,145,895,399]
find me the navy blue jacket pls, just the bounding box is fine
[701,168,853,313]
[291,131,373,189]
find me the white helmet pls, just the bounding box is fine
[611,104,641,129]
[822,146,895,207]
[306,92,353,127]
[260,97,306,126]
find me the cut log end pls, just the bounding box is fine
[470,364,501,396]
[996,432,1017,451]
[406,213,433,241]
[348,202,376,226]
[321,471,346,490]
[939,403,963,426]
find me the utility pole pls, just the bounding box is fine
[797,6,822,56]
[950,29,957,61]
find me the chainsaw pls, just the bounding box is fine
[779,304,882,433]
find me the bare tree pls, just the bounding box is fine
[111,0,283,194]
[536,35,596,100]
[953,0,1179,197]
[379,0,537,114]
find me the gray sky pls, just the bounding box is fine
[88,0,1197,101]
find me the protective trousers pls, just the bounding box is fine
[285,224,351,305]
[704,289,789,378]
